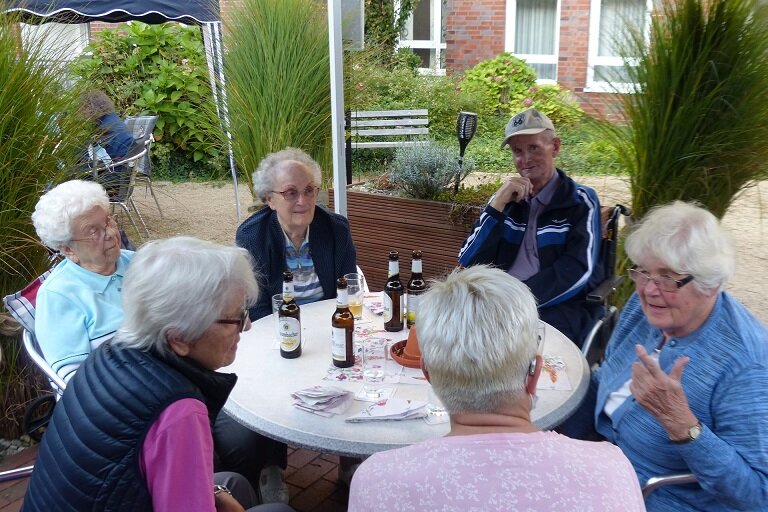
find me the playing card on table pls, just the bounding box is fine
[363,292,386,316]
[292,385,353,416]
[346,397,428,422]
[536,355,572,391]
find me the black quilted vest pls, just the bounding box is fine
[22,341,237,512]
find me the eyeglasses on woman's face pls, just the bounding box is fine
[627,267,694,293]
[270,186,320,203]
[215,308,249,332]
[70,214,119,244]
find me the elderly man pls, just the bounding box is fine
[458,108,603,345]
[348,266,645,511]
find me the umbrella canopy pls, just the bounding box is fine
[4,0,219,25]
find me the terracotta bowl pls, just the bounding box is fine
[390,326,422,368]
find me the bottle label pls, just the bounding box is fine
[336,289,348,307]
[331,327,348,360]
[412,259,422,273]
[388,260,399,278]
[283,281,294,301]
[383,293,393,322]
[279,317,301,352]
[407,294,419,323]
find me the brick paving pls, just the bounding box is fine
[0,445,349,511]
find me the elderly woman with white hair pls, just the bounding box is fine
[349,265,645,510]
[236,147,357,320]
[32,179,132,382]
[566,201,768,511]
[23,237,295,512]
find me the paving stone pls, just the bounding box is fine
[286,457,337,489]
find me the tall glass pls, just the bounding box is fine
[344,273,364,320]
[362,341,386,399]
[271,293,282,342]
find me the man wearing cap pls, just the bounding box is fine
[458,108,603,346]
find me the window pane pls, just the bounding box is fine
[530,63,557,81]
[598,0,646,57]
[594,64,633,83]
[515,0,557,55]
[411,0,432,40]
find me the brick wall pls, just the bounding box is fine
[444,0,506,74]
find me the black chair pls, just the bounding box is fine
[581,204,631,368]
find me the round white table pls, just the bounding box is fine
[222,298,590,457]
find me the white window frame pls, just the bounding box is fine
[586,0,653,93]
[20,22,90,65]
[396,0,447,75]
[504,0,561,84]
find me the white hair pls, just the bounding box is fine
[625,201,735,293]
[418,265,539,414]
[114,237,259,355]
[31,180,109,250]
[252,147,322,202]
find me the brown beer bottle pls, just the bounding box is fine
[406,250,426,328]
[279,271,302,359]
[331,277,355,368]
[383,251,404,332]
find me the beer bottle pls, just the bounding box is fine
[383,251,404,332]
[331,277,355,368]
[279,271,302,359]
[406,250,426,328]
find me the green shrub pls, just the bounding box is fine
[1,12,89,437]
[389,141,474,200]
[70,22,224,176]
[225,0,333,191]
[461,53,584,126]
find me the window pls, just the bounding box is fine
[505,0,560,82]
[397,0,447,74]
[21,23,89,66]
[587,0,651,91]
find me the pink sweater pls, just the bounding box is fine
[139,398,216,511]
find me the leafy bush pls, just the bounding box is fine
[345,46,485,141]
[70,22,224,177]
[461,53,584,126]
[389,141,475,200]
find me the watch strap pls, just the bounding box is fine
[671,422,702,444]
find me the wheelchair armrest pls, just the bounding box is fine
[642,473,698,498]
[586,275,624,304]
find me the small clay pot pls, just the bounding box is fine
[390,326,422,368]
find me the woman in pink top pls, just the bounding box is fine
[349,265,646,511]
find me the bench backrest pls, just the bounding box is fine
[348,109,429,149]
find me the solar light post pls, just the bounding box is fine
[455,111,478,194]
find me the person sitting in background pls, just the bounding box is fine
[23,237,294,512]
[31,180,290,504]
[236,147,357,320]
[78,89,134,162]
[348,265,645,511]
[458,108,603,346]
[32,179,132,383]
[563,201,768,511]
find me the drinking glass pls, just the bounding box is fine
[344,273,364,320]
[362,341,386,399]
[271,293,282,342]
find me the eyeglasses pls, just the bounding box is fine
[216,309,249,332]
[270,186,320,202]
[70,215,118,243]
[627,267,694,292]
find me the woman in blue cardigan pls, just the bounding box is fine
[568,201,768,511]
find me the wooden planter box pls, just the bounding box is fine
[328,189,481,290]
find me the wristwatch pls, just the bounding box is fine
[214,484,232,496]
[671,422,702,444]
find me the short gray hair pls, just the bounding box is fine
[252,147,322,202]
[114,237,259,355]
[418,265,539,414]
[625,201,735,293]
[31,180,110,250]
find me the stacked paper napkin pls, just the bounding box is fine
[346,398,428,422]
[292,386,353,417]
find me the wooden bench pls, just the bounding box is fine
[344,109,430,180]
[346,109,430,149]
